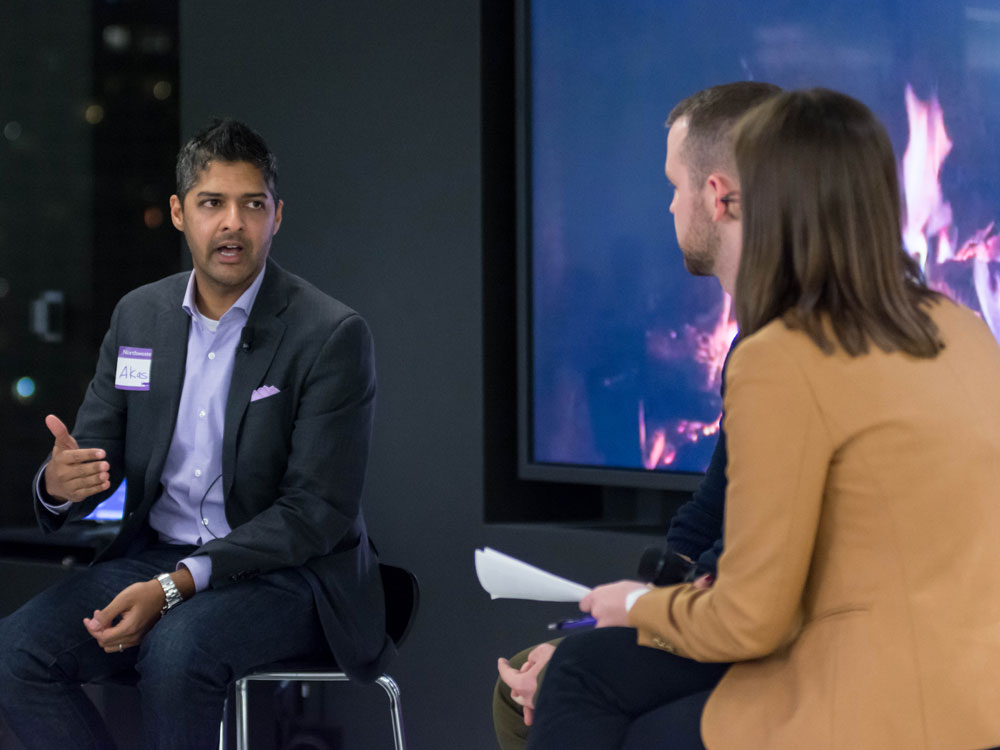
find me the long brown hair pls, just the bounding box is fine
[733,88,943,357]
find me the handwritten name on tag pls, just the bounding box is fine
[115,346,152,391]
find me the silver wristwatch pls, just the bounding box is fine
[156,573,184,616]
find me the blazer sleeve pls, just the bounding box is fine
[34,302,129,530]
[629,331,834,661]
[196,313,376,585]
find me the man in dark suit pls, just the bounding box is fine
[493,81,780,750]
[0,119,391,750]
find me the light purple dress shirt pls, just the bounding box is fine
[39,267,267,593]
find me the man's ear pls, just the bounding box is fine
[272,199,284,236]
[706,172,739,222]
[169,195,184,231]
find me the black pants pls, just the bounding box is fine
[526,627,729,750]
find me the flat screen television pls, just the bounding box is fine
[518,0,1000,492]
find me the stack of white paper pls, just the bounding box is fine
[475,547,591,602]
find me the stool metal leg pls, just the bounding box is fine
[235,677,250,750]
[375,675,405,750]
[233,672,403,749]
[219,695,228,750]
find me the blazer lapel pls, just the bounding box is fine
[222,263,288,497]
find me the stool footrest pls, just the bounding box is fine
[234,670,405,750]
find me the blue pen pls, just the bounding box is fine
[547,615,597,631]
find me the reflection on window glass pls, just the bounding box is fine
[0,2,178,528]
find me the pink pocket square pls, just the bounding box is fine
[250,385,280,402]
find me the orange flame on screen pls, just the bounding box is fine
[694,293,739,388]
[901,85,953,270]
[639,399,677,469]
[639,296,734,470]
[639,84,1000,471]
[901,86,1000,339]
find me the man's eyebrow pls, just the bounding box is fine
[194,191,270,199]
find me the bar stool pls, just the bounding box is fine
[233,563,419,750]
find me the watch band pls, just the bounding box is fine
[156,573,184,616]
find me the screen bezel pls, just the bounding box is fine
[514,0,706,493]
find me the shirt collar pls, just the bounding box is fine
[181,264,268,323]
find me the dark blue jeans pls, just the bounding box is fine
[0,543,327,750]
[526,627,730,750]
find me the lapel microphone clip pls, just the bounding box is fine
[240,326,255,352]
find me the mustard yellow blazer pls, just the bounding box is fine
[629,298,1000,750]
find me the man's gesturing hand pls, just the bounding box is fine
[43,414,110,503]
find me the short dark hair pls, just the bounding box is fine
[667,81,781,187]
[175,118,279,202]
[733,88,942,357]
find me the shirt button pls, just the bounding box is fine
[194,469,202,477]
[198,410,206,418]
[203,518,210,526]
[208,352,216,360]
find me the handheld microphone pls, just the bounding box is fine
[240,326,255,352]
[637,546,695,586]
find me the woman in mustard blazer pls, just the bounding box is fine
[528,89,1000,750]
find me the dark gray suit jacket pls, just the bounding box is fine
[36,258,394,681]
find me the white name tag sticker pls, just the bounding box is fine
[115,346,152,391]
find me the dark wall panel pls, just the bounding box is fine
[180,2,666,746]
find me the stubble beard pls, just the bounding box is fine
[680,201,719,278]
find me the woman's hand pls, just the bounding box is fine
[579,580,649,628]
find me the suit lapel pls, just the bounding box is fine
[222,262,289,497]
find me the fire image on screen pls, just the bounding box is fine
[526,0,1000,479]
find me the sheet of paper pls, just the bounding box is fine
[475,547,591,602]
